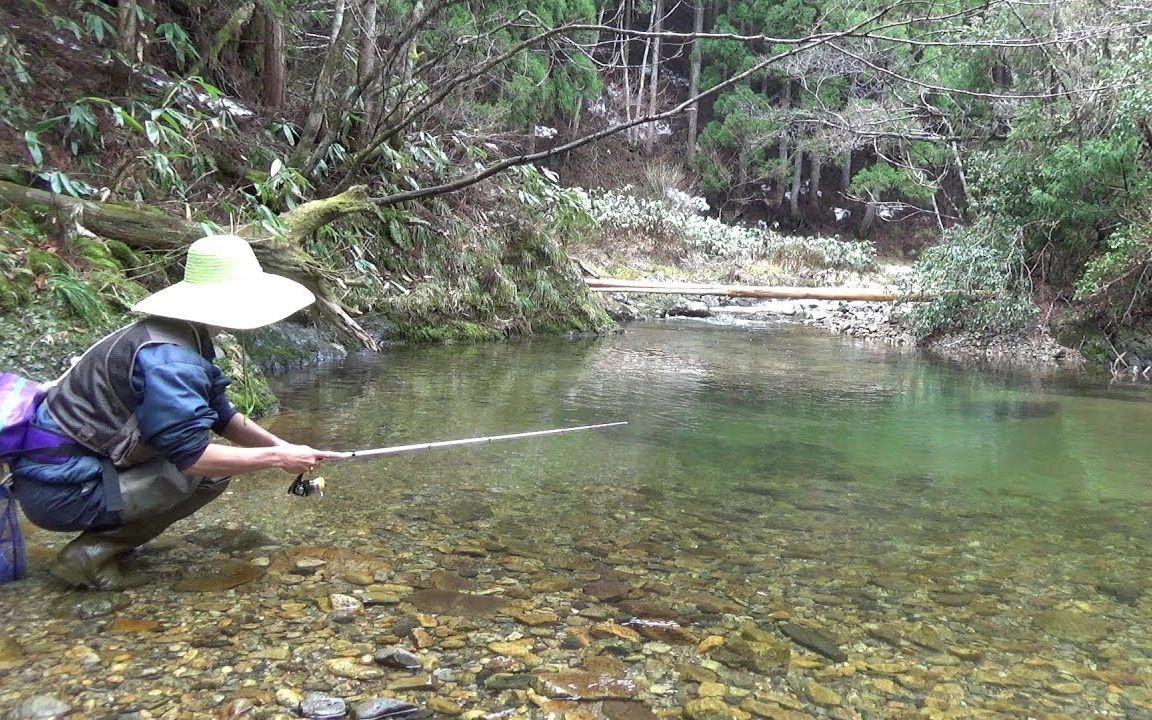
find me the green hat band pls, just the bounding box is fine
[183,236,262,285]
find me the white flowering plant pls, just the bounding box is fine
[574,186,875,272]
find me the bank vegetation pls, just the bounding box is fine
[1,0,1151,395]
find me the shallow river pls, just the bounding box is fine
[4,321,1152,719]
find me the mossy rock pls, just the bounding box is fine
[1049,308,1100,352]
[397,320,503,344]
[235,322,347,375]
[215,333,280,417]
[25,247,66,274]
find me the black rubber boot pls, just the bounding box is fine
[51,477,230,590]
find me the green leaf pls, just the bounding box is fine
[23,130,42,166]
[114,106,144,132]
[144,120,160,145]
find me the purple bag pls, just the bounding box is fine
[0,485,25,582]
[1,372,47,464]
[1,372,44,582]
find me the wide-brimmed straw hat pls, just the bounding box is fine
[132,234,315,330]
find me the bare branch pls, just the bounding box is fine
[369,5,902,206]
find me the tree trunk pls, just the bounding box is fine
[621,3,634,133]
[859,192,877,238]
[138,0,156,62]
[0,180,378,349]
[585,278,938,302]
[840,152,852,192]
[776,81,792,208]
[291,0,353,167]
[117,0,139,61]
[789,148,803,218]
[685,0,705,160]
[571,95,583,135]
[261,4,286,111]
[809,155,822,210]
[187,2,256,80]
[388,0,424,151]
[644,0,663,153]
[931,193,945,234]
[633,1,654,146]
[357,0,379,142]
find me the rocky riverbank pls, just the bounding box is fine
[3,456,1150,720]
[606,294,1084,374]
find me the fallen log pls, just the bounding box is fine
[0,179,378,349]
[585,277,937,302]
[0,179,204,249]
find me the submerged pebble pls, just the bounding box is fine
[351,697,422,720]
[6,695,70,719]
[301,693,346,719]
[374,646,423,669]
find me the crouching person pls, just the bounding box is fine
[9,235,343,589]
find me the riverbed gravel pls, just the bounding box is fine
[3,464,1149,720]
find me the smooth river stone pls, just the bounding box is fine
[405,589,510,617]
[535,671,641,700]
[374,646,422,669]
[300,693,346,719]
[0,635,26,663]
[352,697,421,720]
[627,618,699,645]
[6,695,70,720]
[171,559,265,592]
[326,593,365,623]
[778,622,847,663]
[1033,609,1112,643]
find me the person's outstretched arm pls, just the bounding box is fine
[134,347,344,478]
[184,441,343,476]
[186,413,345,475]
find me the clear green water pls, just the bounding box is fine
[260,320,1152,541]
[7,320,1152,717]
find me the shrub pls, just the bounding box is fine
[908,218,1036,336]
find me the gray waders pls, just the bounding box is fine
[51,458,230,590]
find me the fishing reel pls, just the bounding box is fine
[289,473,326,498]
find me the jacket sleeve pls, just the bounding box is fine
[133,345,236,471]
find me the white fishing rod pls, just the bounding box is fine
[289,421,628,497]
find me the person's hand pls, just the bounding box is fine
[274,445,346,474]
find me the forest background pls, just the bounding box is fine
[1,0,1151,410]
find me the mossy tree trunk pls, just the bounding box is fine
[186,2,257,79]
[0,179,378,349]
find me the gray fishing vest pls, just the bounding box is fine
[43,319,211,467]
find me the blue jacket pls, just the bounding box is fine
[12,343,236,531]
